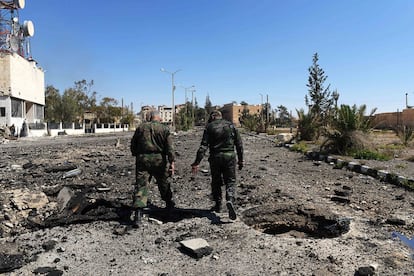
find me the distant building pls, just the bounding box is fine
[158,105,173,123]
[220,103,263,127]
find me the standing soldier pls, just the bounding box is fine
[130,110,175,227]
[191,110,244,220]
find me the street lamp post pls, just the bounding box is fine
[259,93,264,128]
[161,68,181,130]
[191,88,196,127]
[181,85,195,129]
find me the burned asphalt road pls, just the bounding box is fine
[1,130,414,275]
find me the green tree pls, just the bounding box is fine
[204,95,213,121]
[321,104,377,154]
[45,85,62,123]
[98,97,119,123]
[194,98,206,126]
[277,105,290,127]
[297,108,317,141]
[240,105,261,132]
[298,53,338,140]
[61,88,81,123]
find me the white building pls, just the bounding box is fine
[0,54,44,130]
[158,105,173,124]
[0,0,45,135]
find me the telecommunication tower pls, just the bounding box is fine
[0,0,34,59]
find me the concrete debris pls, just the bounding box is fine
[276,133,294,143]
[355,266,375,276]
[62,168,82,179]
[44,164,78,173]
[42,240,58,251]
[33,266,63,276]
[10,189,49,211]
[0,242,24,273]
[179,238,213,259]
[56,187,75,212]
[386,218,406,226]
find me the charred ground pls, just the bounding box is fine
[1,129,414,275]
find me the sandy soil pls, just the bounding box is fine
[1,129,414,275]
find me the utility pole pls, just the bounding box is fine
[161,68,181,130]
[191,88,196,127]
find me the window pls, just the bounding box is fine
[0,107,5,117]
[34,104,44,119]
[11,98,22,118]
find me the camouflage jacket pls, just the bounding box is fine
[194,118,243,164]
[131,121,175,163]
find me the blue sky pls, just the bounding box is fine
[19,0,414,114]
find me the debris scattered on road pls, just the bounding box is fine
[179,238,213,259]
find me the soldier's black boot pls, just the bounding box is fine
[166,200,175,210]
[210,201,221,212]
[132,208,142,228]
[226,200,236,220]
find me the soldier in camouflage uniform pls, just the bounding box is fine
[131,110,175,226]
[191,110,243,220]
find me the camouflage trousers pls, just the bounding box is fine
[208,151,236,204]
[133,153,172,208]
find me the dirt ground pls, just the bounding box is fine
[1,129,414,275]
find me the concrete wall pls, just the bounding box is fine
[26,123,129,137]
[373,108,414,129]
[0,53,44,105]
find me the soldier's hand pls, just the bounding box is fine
[238,160,244,170]
[191,163,199,175]
[169,162,175,176]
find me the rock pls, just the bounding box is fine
[42,240,58,251]
[334,189,351,197]
[331,196,350,204]
[33,266,63,276]
[56,187,75,212]
[0,253,24,273]
[386,218,406,225]
[355,266,375,276]
[179,238,213,259]
[10,189,49,211]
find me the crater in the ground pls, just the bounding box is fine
[242,203,350,238]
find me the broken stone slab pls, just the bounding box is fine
[179,238,213,259]
[331,196,351,204]
[56,187,75,212]
[386,217,406,226]
[334,189,352,197]
[33,266,63,276]
[45,164,78,173]
[276,133,294,143]
[62,168,82,179]
[0,242,24,273]
[0,253,24,273]
[10,189,49,211]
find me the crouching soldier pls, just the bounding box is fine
[130,110,175,227]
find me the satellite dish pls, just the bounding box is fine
[9,35,19,52]
[14,0,25,9]
[23,20,34,37]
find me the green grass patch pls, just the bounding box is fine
[351,149,391,161]
[290,142,308,153]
